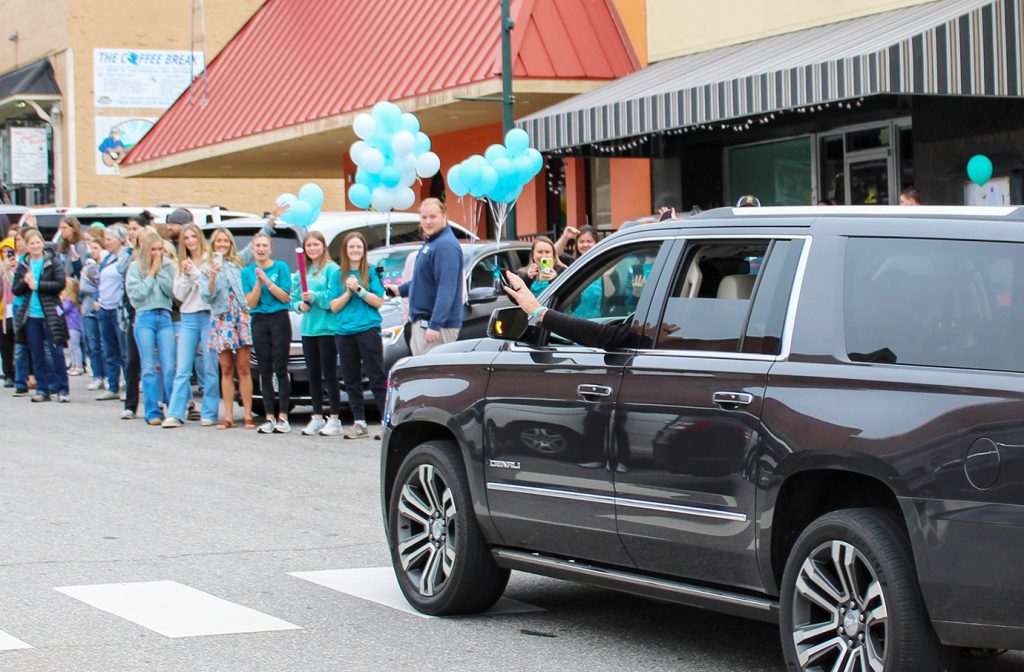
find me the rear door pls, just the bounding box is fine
[613,235,806,591]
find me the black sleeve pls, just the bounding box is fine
[38,260,66,295]
[542,310,641,350]
[11,263,29,297]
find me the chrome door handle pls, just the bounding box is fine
[577,384,613,399]
[712,391,753,409]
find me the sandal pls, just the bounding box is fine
[216,420,235,430]
[243,417,257,430]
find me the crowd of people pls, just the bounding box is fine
[0,204,393,440]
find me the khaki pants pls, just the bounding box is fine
[409,322,460,356]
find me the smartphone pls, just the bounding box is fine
[213,252,224,265]
[539,257,554,274]
[632,263,644,280]
[493,267,513,289]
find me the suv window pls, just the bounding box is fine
[845,237,1024,372]
[469,252,519,291]
[653,239,802,354]
[555,244,661,324]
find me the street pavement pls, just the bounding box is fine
[1,376,1022,671]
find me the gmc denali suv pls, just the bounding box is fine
[380,206,1024,671]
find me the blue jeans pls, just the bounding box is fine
[24,317,68,396]
[82,313,105,381]
[14,341,29,390]
[97,308,124,392]
[134,309,176,422]
[168,311,220,422]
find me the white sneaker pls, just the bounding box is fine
[257,420,276,434]
[274,419,292,434]
[120,409,135,420]
[161,417,183,428]
[319,418,343,436]
[302,417,326,436]
[87,379,103,391]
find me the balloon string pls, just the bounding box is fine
[386,210,392,249]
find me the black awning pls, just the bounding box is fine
[0,59,60,100]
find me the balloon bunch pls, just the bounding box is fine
[446,128,543,241]
[347,101,441,214]
[275,183,324,229]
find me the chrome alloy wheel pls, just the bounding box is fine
[791,540,888,672]
[396,464,457,597]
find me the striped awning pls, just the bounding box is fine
[518,0,1024,151]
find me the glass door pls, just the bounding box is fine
[846,147,893,205]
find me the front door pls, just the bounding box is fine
[614,237,805,591]
[484,239,669,566]
[846,147,893,205]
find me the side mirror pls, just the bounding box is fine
[467,286,500,305]
[487,305,529,341]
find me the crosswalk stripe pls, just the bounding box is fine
[55,580,301,638]
[289,567,544,618]
[0,629,31,651]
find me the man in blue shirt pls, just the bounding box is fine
[389,198,464,356]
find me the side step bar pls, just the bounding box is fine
[493,548,779,624]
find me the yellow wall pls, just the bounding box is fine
[0,0,68,70]
[646,0,936,62]
[610,0,648,66]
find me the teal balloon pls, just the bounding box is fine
[372,101,403,131]
[348,183,372,209]
[414,132,431,154]
[276,193,298,212]
[504,184,523,204]
[513,155,535,184]
[967,154,993,186]
[505,128,530,155]
[282,200,313,228]
[400,112,420,135]
[355,168,380,189]
[485,144,508,162]
[525,148,543,176]
[380,165,402,189]
[447,165,468,197]
[461,159,483,188]
[491,157,514,181]
[479,165,499,195]
[298,183,324,209]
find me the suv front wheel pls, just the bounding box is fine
[780,508,956,672]
[387,440,510,615]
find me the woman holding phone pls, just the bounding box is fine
[125,232,177,425]
[163,223,220,428]
[516,236,565,296]
[201,228,255,429]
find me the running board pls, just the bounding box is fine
[493,549,779,624]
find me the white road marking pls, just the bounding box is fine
[0,630,31,651]
[55,580,301,638]
[289,566,544,618]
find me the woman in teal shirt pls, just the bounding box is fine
[292,231,343,437]
[242,232,293,434]
[330,232,386,440]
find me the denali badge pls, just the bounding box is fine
[489,459,521,470]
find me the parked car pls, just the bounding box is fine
[0,204,31,229]
[381,205,1024,671]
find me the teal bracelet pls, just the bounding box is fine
[531,306,546,322]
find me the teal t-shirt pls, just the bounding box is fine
[333,269,385,336]
[241,260,292,314]
[27,259,44,318]
[290,261,339,337]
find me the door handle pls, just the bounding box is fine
[712,391,753,409]
[577,384,613,399]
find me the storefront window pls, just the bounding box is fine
[727,137,812,206]
[820,135,844,204]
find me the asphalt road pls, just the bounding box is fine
[1,376,1022,671]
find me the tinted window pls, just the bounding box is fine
[655,242,770,352]
[845,238,1024,372]
[555,244,661,322]
[742,240,803,355]
[469,252,519,291]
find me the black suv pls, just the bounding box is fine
[380,206,1024,671]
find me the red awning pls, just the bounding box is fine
[125,0,637,167]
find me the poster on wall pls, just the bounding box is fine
[10,127,49,184]
[95,116,158,175]
[964,177,1011,206]
[93,49,204,109]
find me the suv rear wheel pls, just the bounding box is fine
[388,440,510,615]
[780,508,956,672]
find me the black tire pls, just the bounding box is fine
[779,508,957,672]
[387,440,510,615]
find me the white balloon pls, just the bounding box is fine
[394,187,416,211]
[361,148,385,174]
[400,169,418,188]
[349,140,367,165]
[395,153,417,174]
[392,130,415,156]
[353,113,376,140]
[371,186,395,212]
[415,151,441,178]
